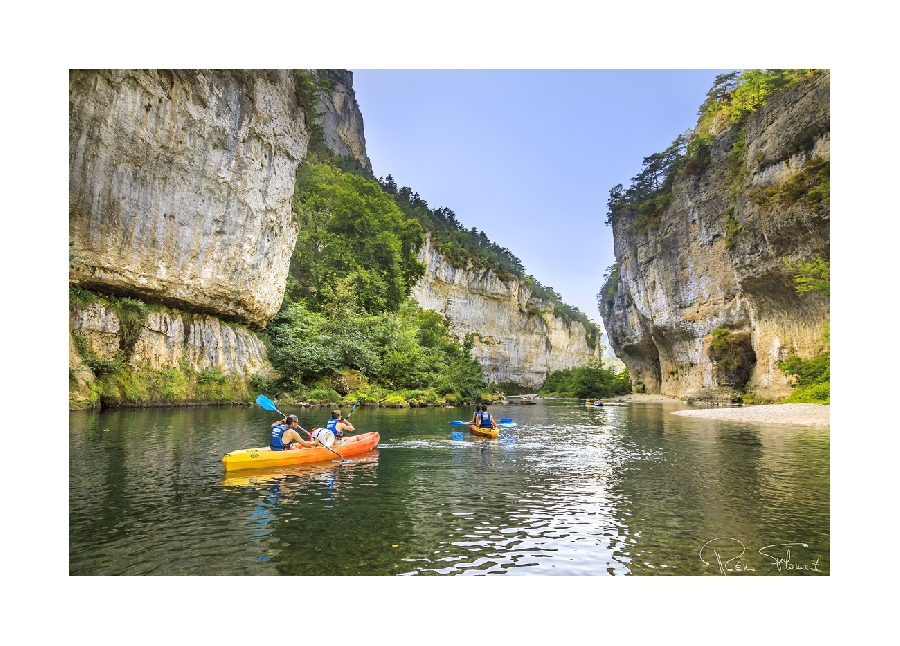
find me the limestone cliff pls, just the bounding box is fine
[601,72,830,401]
[69,69,314,408]
[69,69,309,328]
[412,235,598,388]
[316,69,371,170]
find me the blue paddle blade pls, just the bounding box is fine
[255,394,280,412]
[499,418,513,423]
[449,421,467,426]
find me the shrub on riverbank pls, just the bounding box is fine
[778,352,830,404]
[539,362,632,398]
[777,324,829,404]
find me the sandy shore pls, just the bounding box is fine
[604,394,829,427]
[671,403,829,427]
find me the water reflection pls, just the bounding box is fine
[70,400,829,575]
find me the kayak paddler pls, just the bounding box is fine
[470,403,498,431]
[270,414,318,451]
[325,409,355,444]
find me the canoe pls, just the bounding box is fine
[468,423,499,438]
[221,431,380,471]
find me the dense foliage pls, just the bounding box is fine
[778,352,830,404]
[288,162,425,313]
[265,298,486,402]
[696,70,816,130]
[540,362,631,399]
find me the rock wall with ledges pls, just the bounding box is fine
[412,236,597,388]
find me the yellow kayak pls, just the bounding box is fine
[221,432,380,471]
[468,423,499,438]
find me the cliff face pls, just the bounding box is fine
[316,69,371,170]
[69,69,309,328]
[69,300,271,409]
[412,236,597,388]
[69,69,314,408]
[602,72,829,401]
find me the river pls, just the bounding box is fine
[69,399,829,575]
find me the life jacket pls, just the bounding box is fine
[325,417,343,439]
[479,412,492,428]
[270,424,290,450]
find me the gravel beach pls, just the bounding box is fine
[671,403,829,427]
[605,394,829,427]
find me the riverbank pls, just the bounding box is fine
[671,403,830,427]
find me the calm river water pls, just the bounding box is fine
[69,399,829,575]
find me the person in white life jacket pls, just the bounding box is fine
[270,414,318,451]
[324,410,355,443]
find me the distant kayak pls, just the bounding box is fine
[222,432,380,471]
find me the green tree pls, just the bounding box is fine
[540,361,631,398]
[784,256,830,297]
[290,162,425,314]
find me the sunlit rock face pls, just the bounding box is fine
[602,72,830,401]
[316,69,371,169]
[69,69,309,328]
[70,302,270,375]
[412,236,597,388]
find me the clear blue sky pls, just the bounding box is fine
[351,69,735,332]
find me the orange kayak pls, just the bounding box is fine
[221,431,380,471]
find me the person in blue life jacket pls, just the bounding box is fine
[270,414,318,451]
[325,410,355,444]
[470,404,497,430]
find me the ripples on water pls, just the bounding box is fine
[69,401,829,575]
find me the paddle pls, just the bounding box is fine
[346,398,362,418]
[256,393,286,418]
[255,394,346,462]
